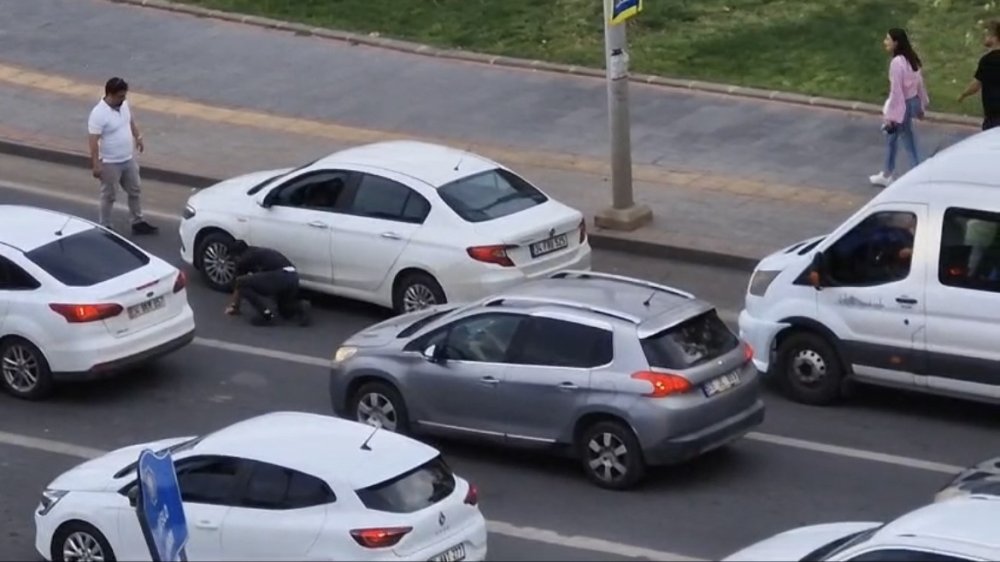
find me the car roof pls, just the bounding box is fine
[315,140,501,188]
[0,205,95,253]
[873,495,1000,550]
[191,411,440,489]
[481,271,715,337]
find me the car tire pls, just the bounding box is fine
[775,331,845,406]
[0,337,54,401]
[350,381,411,435]
[51,520,116,562]
[577,420,646,490]
[195,230,237,292]
[392,272,446,315]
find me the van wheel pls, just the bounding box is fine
[577,420,646,490]
[195,231,237,292]
[775,331,844,406]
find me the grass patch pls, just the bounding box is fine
[178,0,998,116]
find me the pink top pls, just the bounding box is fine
[883,54,929,124]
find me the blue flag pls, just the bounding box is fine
[136,449,189,562]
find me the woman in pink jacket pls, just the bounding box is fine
[870,28,930,187]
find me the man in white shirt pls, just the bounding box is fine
[87,77,158,235]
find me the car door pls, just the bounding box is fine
[403,311,526,441]
[924,203,1000,399]
[329,170,429,295]
[219,461,331,560]
[248,170,355,285]
[813,203,929,388]
[500,313,613,445]
[117,455,245,561]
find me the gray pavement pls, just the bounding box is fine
[1,156,999,561]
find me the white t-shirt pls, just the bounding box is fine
[88,99,134,163]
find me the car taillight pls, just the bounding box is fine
[49,303,123,323]
[743,342,754,363]
[631,371,692,397]
[466,245,516,267]
[579,219,587,243]
[173,270,187,293]
[464,483,479,506]
[350,526,412,549]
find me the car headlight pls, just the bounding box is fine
[748,270,780,297]
[334,346,358,363]
[182,205,196,220]
[38,489,67,515]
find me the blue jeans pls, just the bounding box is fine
[884,96,922,174]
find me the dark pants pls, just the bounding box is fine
[984,114,1000,131]
[236,270,303,319]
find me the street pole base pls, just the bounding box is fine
[594,203,653,232]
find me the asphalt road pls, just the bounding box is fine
[1,155,998,561]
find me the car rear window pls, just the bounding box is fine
[355,455,456,513]
[640,310,739,370]
[437,168,548,223]
[25,228,150,287]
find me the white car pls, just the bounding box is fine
[935,456,1000,503]
[0,205,195,400]
[34,411,488,562]
[723,495,1000,561]
[178,140,592,314]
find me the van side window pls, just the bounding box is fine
[824,211,916,287]
[939,207,1000,293]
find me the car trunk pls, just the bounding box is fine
[473,201,583,275]
[94,262,186,338]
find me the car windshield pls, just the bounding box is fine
[805,525,883,561]
[437,168,548,223]
[112,435,205,479]
[397,307,456,338]
[25,228,150,287]
[355,455,456,513]
[641,310,740,370]
[246,158,320,195]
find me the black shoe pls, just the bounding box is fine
[250,310,275,327]
[131,220,159,235]
[296,300,312,327]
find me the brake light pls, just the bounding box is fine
[579,219,587,243]
[49,303,123,323]
[350,526,412,548]
[467,245,516,267]
[464,483,479,506]
[743,342,754,363]
[173,270,187,293]
[631,371,692,397]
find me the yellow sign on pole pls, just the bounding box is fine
[609,0,643,25]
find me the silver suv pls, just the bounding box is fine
[329,270,765,489]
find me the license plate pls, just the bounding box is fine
[128,296,165,319]
[702,370,741,397]
[530,233,568,258]
[429,543,466,562]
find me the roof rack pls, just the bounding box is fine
[484,295,640,324]
[549,270,695,300]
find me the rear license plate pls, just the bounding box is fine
[530,233,568,258]
[429,543,466,562]
[128,296,165,319]
[702,370,741,397]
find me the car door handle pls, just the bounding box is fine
[307,221,329,229]
[557,382,579,390]
[195,520,219,530]
[380,231,401,239]
[896,296,918,305]
[479,376,500,385]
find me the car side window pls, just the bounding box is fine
[239,461,335,510]
[406,313,525,362]
[823,211,917,287]
[509,317,613,368]
[348,174,430,223]
[174,456,244,506]
[939,207,1000,293]
[270,171,352,211]
[0,256,40,291]
[846,549,976,562]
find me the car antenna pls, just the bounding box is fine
[454,144,472,171]
[360,424,379,451]
[54,215,74,236]
[643,289,657,307]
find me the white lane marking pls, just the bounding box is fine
[0,178,182,223]
[0,431,704,561]
[745,432,963,474]
[194,336,330,367]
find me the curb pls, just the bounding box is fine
[0,137,759,272]
[106,0,983,129]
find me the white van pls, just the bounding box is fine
[738,127,1000,406]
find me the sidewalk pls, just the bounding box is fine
[0,0,981,269]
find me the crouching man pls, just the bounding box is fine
[224,240,311,327]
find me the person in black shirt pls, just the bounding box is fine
[224,240,311,326]
[958,20,1000,130]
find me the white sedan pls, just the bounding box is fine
[34,411,488,562]
[0,205,195,400]
[723,495,1000,561]
[178,140,592,314]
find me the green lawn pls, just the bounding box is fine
[179,0,998,116]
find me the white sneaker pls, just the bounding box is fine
[869,171,893,187]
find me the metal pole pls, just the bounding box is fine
[603,0,633,210]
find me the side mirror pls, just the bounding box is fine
[255,194,268,208]
[422,344,444,363]
[809,252,826,290]
[127,486,138,507]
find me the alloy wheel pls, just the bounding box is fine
[2,343,40,393]
[402,283,437,312]
[356,392,398,432]
[62,531,105,562]
[586,432,630,483]
[203,241,236,286]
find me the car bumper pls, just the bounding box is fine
[642,398,766,465]
[48,306,196,379]
[738,308,787,374]
[178,218,195,265]
[442,244,592,303]
[394,512,488,562]
[34,507,54,561]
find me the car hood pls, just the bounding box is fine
[935,456,1000,502]
[345,304,457,349]
[723,522,880,561]
[755,234,826,273]
[188,167,293,208]
[46,436,193,492]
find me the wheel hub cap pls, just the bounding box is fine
[587,433,628,481]
[63,531,104,562]
[357,393,398,432]
[792,349,827,385]
[1,345,39,392]
[402,284,437,312]
[204,242,236,284]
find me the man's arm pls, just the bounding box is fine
[87,108,103,178]
[958,78,982,102]
[130,114,144,153]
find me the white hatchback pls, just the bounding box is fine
[0,205,195,400]
[34,411,488,562]
[178,140,592,314]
